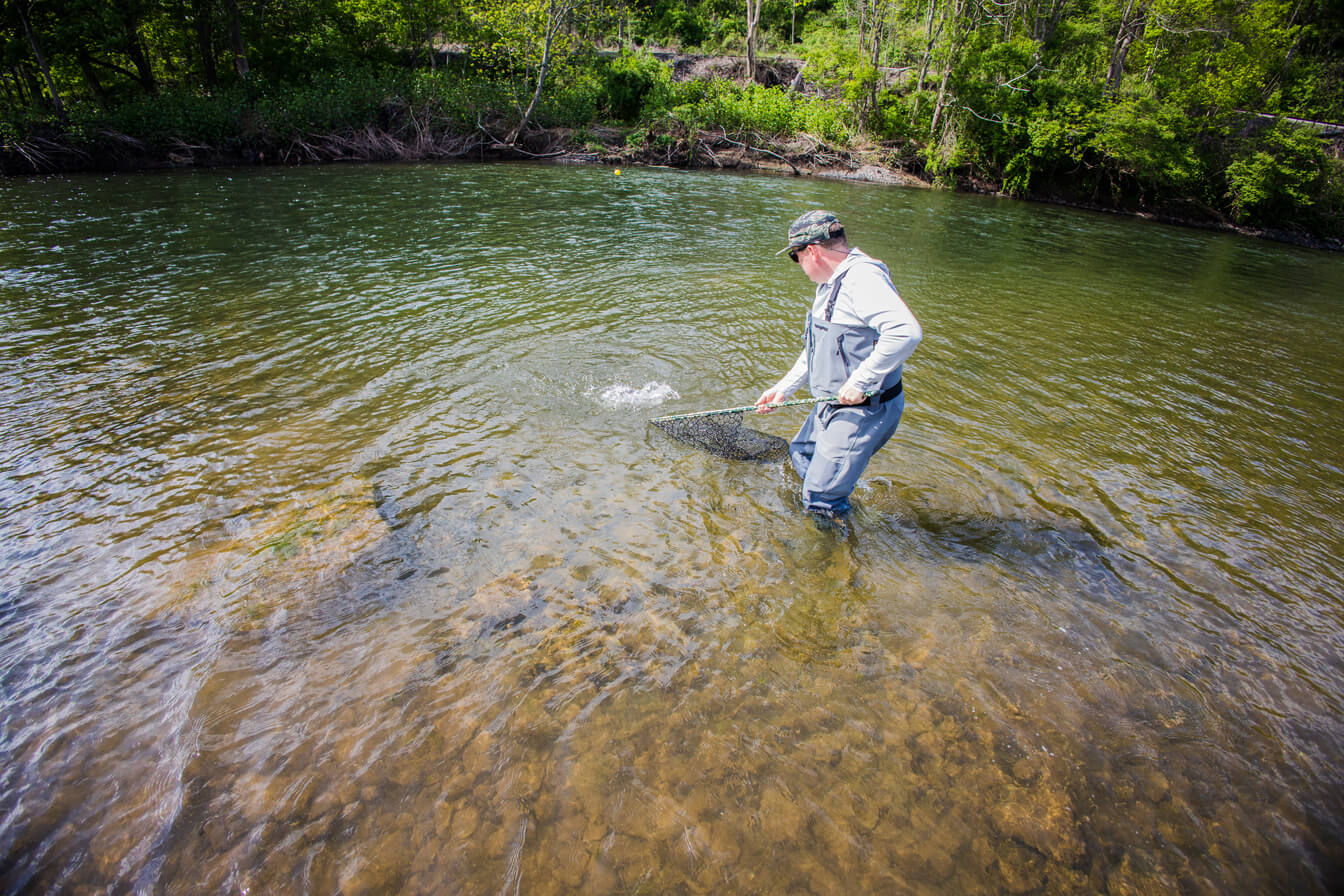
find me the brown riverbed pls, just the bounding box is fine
[2,161,1342,893]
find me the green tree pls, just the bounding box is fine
[5,0,64,117]
[467,0,606,143]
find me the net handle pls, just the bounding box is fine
[649,391,873,424]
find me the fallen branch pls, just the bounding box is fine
[698,138,722,167]
[9,139,50,171]
[713,128,801,175]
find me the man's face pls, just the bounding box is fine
[792,244,827,284]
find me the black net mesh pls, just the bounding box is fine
[650,411,789,461]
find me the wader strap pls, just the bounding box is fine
[823,269,849,322]
[866,380,902,406]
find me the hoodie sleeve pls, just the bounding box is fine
[839,264,922,394]
[771,349,809,398]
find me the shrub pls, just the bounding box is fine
[535,67,604,128]
[250,70,392,139]
[668,79,851,142]
[1223,121,1329,226]
[640,0,710,47]
[602,51,673,123]
[86,88,244,146]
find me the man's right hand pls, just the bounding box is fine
[755,389,786,414]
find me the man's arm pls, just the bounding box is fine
[838,267,922,402]
[756,350,808,413]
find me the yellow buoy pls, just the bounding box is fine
[615,168,622,175]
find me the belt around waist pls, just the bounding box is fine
[869,380,903,406]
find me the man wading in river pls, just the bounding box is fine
[755,210,922,525]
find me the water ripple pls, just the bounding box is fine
[2,163,1343,894]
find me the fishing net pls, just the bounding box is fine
[650,409,789,461]
[650,393,874,462]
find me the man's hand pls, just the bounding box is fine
[837,384,866,405]
[755,389,786,414]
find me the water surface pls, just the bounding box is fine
[2,162,1343,894]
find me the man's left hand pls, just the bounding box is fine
[837,384,866,405]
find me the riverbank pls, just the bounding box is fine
[11,117,1337,252]
[3,50,1340,252]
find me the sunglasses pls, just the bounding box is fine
[788,245,808,263]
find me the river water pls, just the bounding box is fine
[2,162,1342,894]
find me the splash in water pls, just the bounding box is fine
[594,381,679,408]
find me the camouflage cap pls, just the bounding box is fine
[776,209,845,255]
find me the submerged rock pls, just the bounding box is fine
[467,571,544,628]
[164,474,392,630]
[988,782,1085,865]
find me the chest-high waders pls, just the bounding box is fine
[790,267,906,516]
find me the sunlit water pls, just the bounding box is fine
[2,162,1343,894]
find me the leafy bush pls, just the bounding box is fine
[1000,111,1078,194]
[535,67,604,128]
[667,79,850,142]
[799,26,864,97]
[601,52,673,123]
[1223,121,1329,225]
[870,91,919,143]
[1086,92,1205,197]
[250,70,392,139]
[639,0,710,47]
[84,88,244,146]
[1312,159,1344,240]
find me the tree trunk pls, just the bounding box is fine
[16,64,42,106]
[225,0,250,78]
[919,0,938,89]
[866,0,884,124]
[124,28,159,93]
[1031,0,1067,44]
[929,64,952,139]
[910,0,940,124]
[745,0,762,82]
[927,0,965,139]
[1106,0,1147,94]
[193,0,219,87]
[76,45,110,108]
[790,63,806,91]
[857,0,867,61]
[508,0,564,145]
[1,69,23,106]
[15,0,64,119]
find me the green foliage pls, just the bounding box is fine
[799,25,865,98]
[533,65,603,127]
[666,78,850,141]
[1314,159,1344,240]
[93,88,244,145]
[601,51,673,123]
[13,66,521,153]
[1223,122,1329,225]
[940,34,1044,183]
[464,0,582,76]
[638,0,711,47]
[1000,109,1083,195]
[871,91,919,143]
[250,71,389,139]
[1088,93,1205,195]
